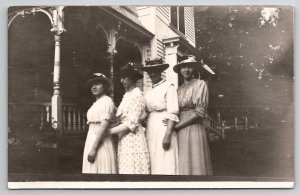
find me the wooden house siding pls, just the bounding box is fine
[184,7,196,47]
[156,6,170,24]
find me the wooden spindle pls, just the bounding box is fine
[77,109,82,132]
[73,107,77,132]
[46,105,51,122]
[82,112,87,131]
[63,106,67,133]
[67,106,72,132]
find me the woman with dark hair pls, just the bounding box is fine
[82,73,116,174]
[141,58,179,175]
[173,55,214,175]
[110,62,150,174]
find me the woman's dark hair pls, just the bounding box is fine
[89,79,111,95]
[120,74,139,83]
[120,62,143,83]
[178,65,200,85]
[178,67,211,85]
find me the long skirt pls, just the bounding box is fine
[177,109,212,175]
[146,111,179,175]
[82,124,117,174]
[117,125,150,174]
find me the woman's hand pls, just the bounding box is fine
[162,134,171,150]
[109,127,115,135]
[162,118,168,126]
[173,125,179,132]
[163,118,180,132]
[87,148,97,163]
[141,119,147,128]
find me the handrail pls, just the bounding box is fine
[9,102,88,134]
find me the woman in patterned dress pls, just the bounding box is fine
[82,73,117,174]
[110,63,150,174]
[141,58,179,175]
[173,55,214,175]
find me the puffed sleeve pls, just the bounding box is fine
[96,96,115,122]
[122,93,146,132]
[165,84,179,122]
[193,80,209,118]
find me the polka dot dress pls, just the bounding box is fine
[116,88,150,174]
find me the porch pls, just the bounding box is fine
[8,6,153,135]
[8,6,224,177]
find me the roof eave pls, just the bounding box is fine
[100,6,154,39]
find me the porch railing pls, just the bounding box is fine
[9,102,224,138]
[38,102,88,134]
[204,114,224,140]
[7,102,88,134]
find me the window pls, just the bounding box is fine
[178,7,185,34]
[170,6,185,34]
[170,7,178,29]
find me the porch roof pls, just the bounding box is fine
[8,6,154,40]
[100,6,154,39]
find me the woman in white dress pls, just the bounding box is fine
[110,63,150,174]
[141,58,179,175]
[82,73,117,174]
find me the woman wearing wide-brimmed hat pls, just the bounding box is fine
[82,73,117,174]
[109,62,150,174]
[141,58,179,175]
[173,55,214,175]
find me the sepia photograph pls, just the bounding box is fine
[7,5,294,189]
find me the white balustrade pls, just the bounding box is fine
[35,102,88,134]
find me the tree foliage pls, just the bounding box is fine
[194,6,293,123]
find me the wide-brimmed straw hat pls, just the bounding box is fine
[120,62,144,80]
[86,73,111,89]
[173,55,215,75]
[141,58,169,72]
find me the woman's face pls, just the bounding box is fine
[120,76,134,89]
[147,70,162,83]
[180,65,194,80]
[90,82,105,97]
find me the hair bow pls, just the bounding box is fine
[93,73,106,78]
[127,62,139,71]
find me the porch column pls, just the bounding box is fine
[165,43,180,88]
[51,35,63,132]
[107,52,115,99]
[51,6,65,133]
[107,29,117,99]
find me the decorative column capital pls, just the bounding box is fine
[50,6,66,35]
[8,6,66,36]
[165,42,180,55]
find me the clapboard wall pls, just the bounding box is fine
[136,6,196,92]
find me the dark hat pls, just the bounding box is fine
[120,62,144,81]
[141,58,169,72]
[173,55,215,74]
[86,73,111,89]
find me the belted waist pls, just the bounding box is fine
[149,109,167,113]
[87,121,101,124]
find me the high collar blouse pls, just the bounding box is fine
[145,80,179,122]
